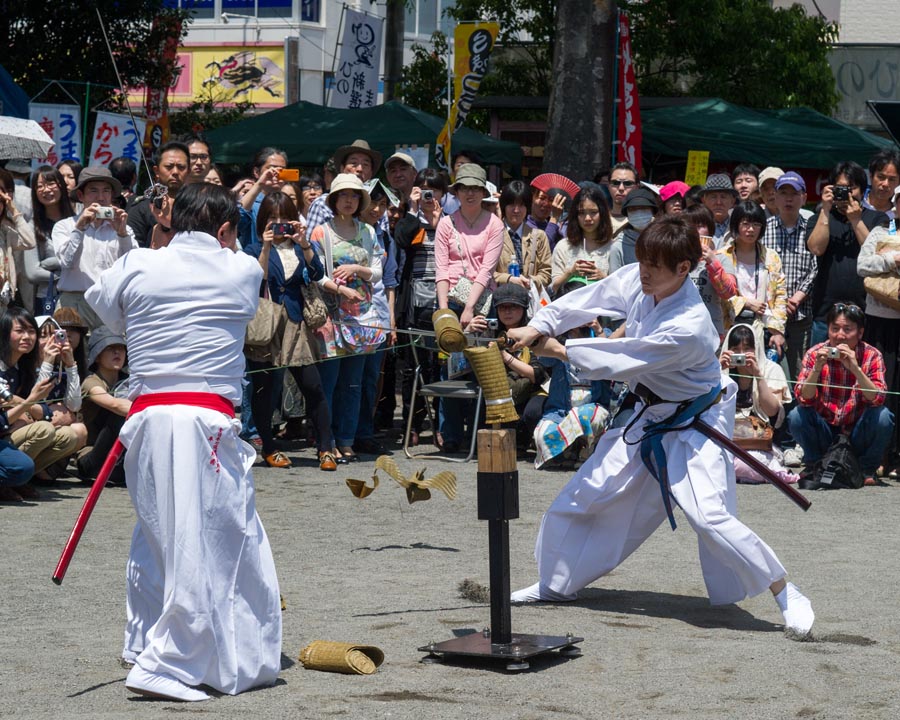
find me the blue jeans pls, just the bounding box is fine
[787,405,895,475]
[355,350,384,442]
[0,438,35,487]
[810,319,828,347]
[319,354,368,446]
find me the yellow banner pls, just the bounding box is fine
[685,150,710,187]
[436,22,500,171]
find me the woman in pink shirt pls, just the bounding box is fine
[435,164,505,329]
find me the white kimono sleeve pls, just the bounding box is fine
[529,264,636,338]
[84,256,131,335]
[566,331,697,382]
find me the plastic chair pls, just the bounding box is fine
[403,334,482,463]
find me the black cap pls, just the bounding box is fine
[493,283,530,308]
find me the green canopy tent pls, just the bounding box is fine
[641,98,894,169]
[205,100,522,169]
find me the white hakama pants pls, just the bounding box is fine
[535,387,786,605]
[120,406,282,694]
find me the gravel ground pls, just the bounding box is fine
[1,431,898,720]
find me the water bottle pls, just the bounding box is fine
[766,347,780,364]
[889,218,897,236]
[507,261,520,277]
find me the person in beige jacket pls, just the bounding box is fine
[0,168,36,308]
[493,181,552,291]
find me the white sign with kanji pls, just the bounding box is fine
[89,112,147,167]
[330,9,383,109]
[28,103,82,167]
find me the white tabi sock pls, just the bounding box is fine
[774,582,815,636]
[510,582,577,603]
[125,666,210,702]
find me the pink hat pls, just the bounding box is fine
[659,181,691,202]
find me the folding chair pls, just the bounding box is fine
[403,334,482,463]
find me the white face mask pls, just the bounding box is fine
[628,209,654,229]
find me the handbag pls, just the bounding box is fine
[863,240,900,311]
[246,280,285,348]
[300,271,329,330]
[732,412,774,452]
[446,216,492,316]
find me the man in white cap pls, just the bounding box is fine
[85,182,281,702]
[385,151,418,201]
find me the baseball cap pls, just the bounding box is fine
[774,171,806,193]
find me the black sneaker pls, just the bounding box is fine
[352,438,391,455]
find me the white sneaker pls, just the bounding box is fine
[510,582,577,603]
[783,447,804,468]
[125,666,210,702]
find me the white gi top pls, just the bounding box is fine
[529,263,722,402]
[85,231,263,404]
[52,216,138,291]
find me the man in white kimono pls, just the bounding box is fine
[506,216,815,637]
[86,183,282,701]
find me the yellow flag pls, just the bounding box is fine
[436,22,500,172]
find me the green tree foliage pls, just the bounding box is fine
[623,0,840,113]
[4,1,189,108]
[408,0,838,116]
[398,31,451,119]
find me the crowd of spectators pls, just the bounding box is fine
[0,136,898,500]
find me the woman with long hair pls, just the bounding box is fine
[0,306,78,493]
[550,185,614,297]
[24,165,72,315]
[0,168,36,310]
[716,200,787,356]
[244,190,336,470]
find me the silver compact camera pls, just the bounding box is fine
[0,377,12,402]
[422,189,434,202]
[486,318,499,331]
[95,206,115,219]
[54,329,67,344]
[827,347,841,359]
[730,353,747,367]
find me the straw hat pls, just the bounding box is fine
[53,307,88,333]
[326,173,370,215]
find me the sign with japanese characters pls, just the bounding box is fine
[28,103,82,167]
[435,22,499,171]
[685,150,710,187]
[329,9,383,109]
[89,112,147,167]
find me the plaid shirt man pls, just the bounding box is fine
[795,340,887,427]
[762,213,815,320]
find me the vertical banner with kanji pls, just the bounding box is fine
[89,112,147,167]
[684,150,710,186]
[615,12,642,173]
[435,22,499,172]
[143,14,182,156]
[330,9,383,109]
[28,103,82,167]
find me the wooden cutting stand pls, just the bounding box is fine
[418,428,583,671]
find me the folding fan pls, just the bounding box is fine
[530,173,581,199]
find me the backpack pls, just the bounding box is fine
[798,434,864,490]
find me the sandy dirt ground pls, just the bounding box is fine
[1,434,897,720]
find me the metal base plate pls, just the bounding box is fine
[418,632,583,670]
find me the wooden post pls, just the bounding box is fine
[477,428,518,645]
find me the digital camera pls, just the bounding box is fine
[486,318,499,331]
[827,347,841,359]
[422,189,434,202]
[271,222,293,236]
[55,329,67,344]
[0,377,12,402]
[95,207,115,219]
[832,185,850,202]
[730,353,747,367]
[277,168,300,182]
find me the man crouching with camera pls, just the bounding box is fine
[787,302,894,484]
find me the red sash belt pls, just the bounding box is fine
[127,392,236,419]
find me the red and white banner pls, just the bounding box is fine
[89,112,147,167]
[616,13,642,173]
